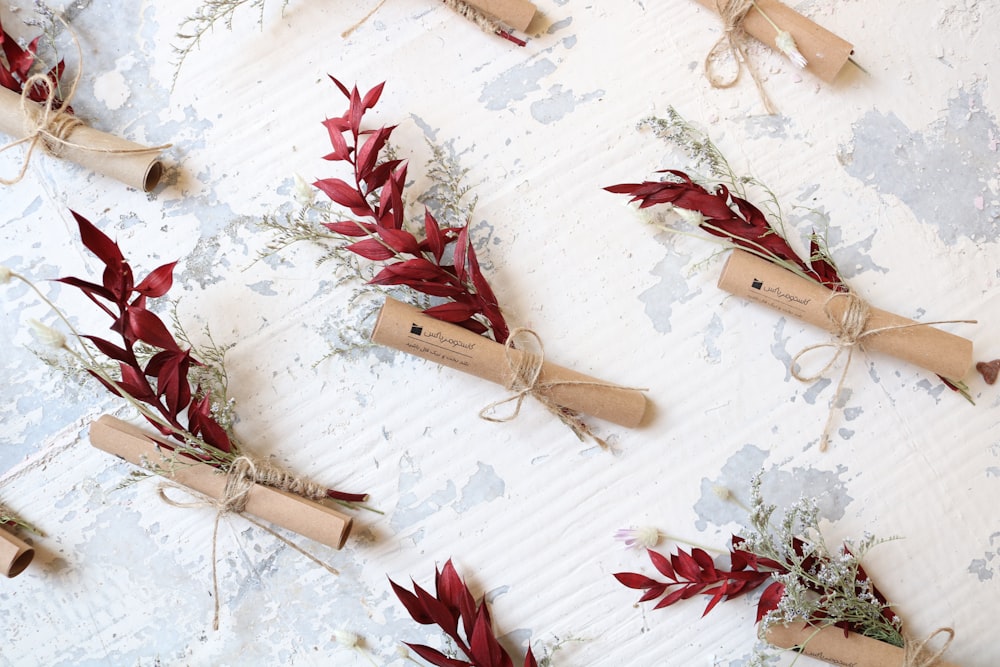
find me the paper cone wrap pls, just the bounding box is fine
[0,86,165,192]
[694,0,853,82]
[371,297,647,428]
[89,416,352,550]
[717,250,973,380]
[464,0,536,31]
[0,526,34,578]
[766,623,959,667]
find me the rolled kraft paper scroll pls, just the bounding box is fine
[766,623,960,667]
[0,86,165,192]
[371,297,647,428]
[693,0,854,82]
[0,527,34,578]
[464,0,536,31]
[717,250,974,380]
[89,415,353,550]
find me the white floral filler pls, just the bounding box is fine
[614,474,955,664]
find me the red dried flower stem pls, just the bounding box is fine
[0,16,69,107]
[605,170,846,291]
[496,29,526,46]
[614,535,899,637]
[390,559,538,667]
[56,212,366,503]
[316,77,509,344]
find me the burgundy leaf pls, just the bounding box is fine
[323,220,376,237]
[422,301,480,323]
[613,572,661,590]
[390,578,434,625]
[314,178,368,212]
[404,643,472,667]
[361,81,385,110]
[756,581,785,623]
[345,238,397,261]
[128,307,181,351]
[648,549,676,580]
[134,261,177,298]
[72,211,123,267]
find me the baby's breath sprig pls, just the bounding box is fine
[615,472,906,662]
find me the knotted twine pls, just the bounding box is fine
[158,456,339,631]
[790,290,975,451]
[704,0,777,115]
[0,19,170,186]
[478,327,646,449]
[903,628,955,667]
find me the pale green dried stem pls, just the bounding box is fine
[172,0,287,86]
[261,135,485,356]
[0,506,42,535]
[8,271,236,469]
[740,474,905,655]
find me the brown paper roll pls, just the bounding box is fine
[0,86,165,192]
[371,297,647,428]
[694,0,854,82]
[0,526,34,578]
[464,0,536,31]
[89,415,352,550]
[717,250,974,380]
[766,623,959,667]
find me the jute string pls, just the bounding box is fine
[704,0,777,115]
[158,456,338,631]
[0,18,170,186]
[902,628,955,667]
[791,291,974,452]
[478,327,645,449]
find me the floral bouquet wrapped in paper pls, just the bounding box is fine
[607,111,977,449]
[266,78,647,448]
[614,477,957,666]
[2,212,368,623]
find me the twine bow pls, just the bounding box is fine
[478,327,644,449]
[158,456,338,631]
[791,291,975,451]
[0,18,170,186]
[704,0,777,114]
[903,628,955,667]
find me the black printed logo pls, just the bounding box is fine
[410,324,423,335]
[751,278,763,290]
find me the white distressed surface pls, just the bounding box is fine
[1,1,999,665]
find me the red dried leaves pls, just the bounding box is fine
[316,78,509,343]
[615,535,899,637]
[60,212,232,454]
[0,16,67,106]
[614,539,774,620]
[390,559,537,667]
[606,170,846,291]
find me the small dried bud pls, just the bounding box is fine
[614,526,661,550]
[29,319,66,349]
[292,173,316,205]
[332,629,358,649]
[775,31,807,68]
[0,265,12,284]
[673,206,706,227]
[712,484,733,501]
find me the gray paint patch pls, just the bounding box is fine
[479,59,558,111]
[839,85,1000,245]
[529,85,603,124]
[639,243,698,334]
[703,313,723,364]
[456,462,505,512]
[693,444,852,531]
